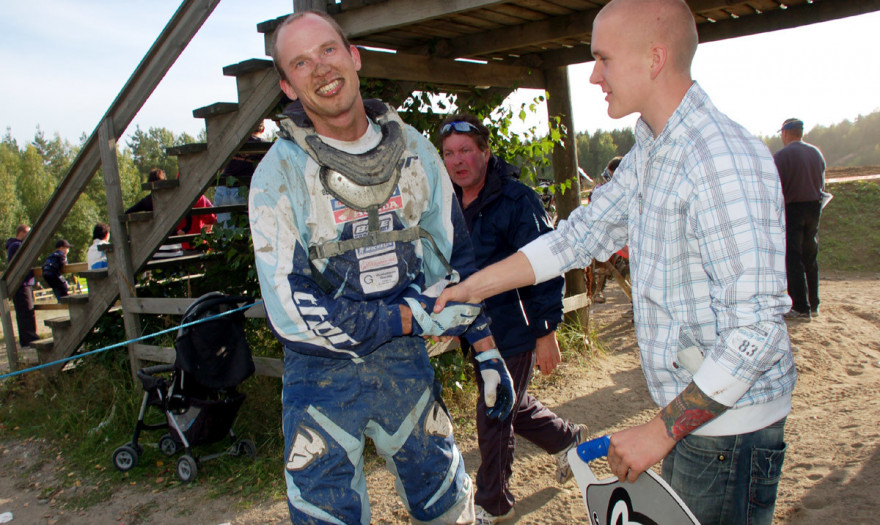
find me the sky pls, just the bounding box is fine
[2,1,879,148]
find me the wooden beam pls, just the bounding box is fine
[132,343,283,378]
[359,49,545,89]
[334,0,509,37]
[697,0,880,44]
[440,8,598,59]
[546,65,588,326]
[99,117,145,381]
[0,281,20,372]
[122,297,265,318]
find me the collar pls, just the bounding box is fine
[635,81,710,149]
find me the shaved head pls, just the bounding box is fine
[597,0,697,76]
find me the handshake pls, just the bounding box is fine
[403,295,481,337]
[400,279,483,337]
[400,282,515,420]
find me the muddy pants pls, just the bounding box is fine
[282,337,473,524]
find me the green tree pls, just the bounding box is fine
[0,137,25,269]
[576,128,634,181]
[125,126,180,179]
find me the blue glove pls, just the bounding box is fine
[474,349,515,420]
[404,296,481,337]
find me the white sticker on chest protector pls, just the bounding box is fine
[727,326,768,358]
[361,266,400,294]
[359,251,398,272]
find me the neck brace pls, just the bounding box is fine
[279,100,405,230]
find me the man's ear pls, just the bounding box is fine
[649,44,668,80]
[350,44,362,72]
[279,78,298,101]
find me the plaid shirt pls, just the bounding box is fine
[523,83,796,423]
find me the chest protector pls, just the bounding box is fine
[278,100,453,288]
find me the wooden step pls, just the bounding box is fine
[34,303,68,311]
[222,58,273,77]
[59,294,89,305]
[166,143,208,157]
[31,338,54,352]
[187,204,247,216]
[144,252,209,268]
[166,233,203,244]
[45,316,71,329]
[193,102,238,119]
[141,178,180,191]
[238,140,273,154]
[124,211,153,223]
[80,269,109,280]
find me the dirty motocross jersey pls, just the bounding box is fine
[249,101,487,360]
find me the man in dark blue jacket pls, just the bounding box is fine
[439,114,587,523]
[6,224,39,347]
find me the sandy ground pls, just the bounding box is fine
[1,274,879,524]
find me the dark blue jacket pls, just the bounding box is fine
[5,238,35,286]
[42,250,67,277]
[456,156,564,358]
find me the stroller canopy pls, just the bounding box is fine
[174,292,255,389]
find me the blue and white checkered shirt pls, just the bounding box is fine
[522,83,796,435]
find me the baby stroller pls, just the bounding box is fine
[112,292,256,482]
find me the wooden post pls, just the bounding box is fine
[0,281,19,372]
[98,118,144,382]
[294,0,326,12]
[546,66,589,327]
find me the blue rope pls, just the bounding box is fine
[0,300,263,381]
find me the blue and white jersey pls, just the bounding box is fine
[250,115,482,359]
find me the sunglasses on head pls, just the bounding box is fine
[440,121,481,136]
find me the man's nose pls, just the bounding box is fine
[313,56,330,75]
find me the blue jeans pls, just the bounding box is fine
[662,417,787,525]
[214,185,247,227]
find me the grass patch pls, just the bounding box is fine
[0,318,603,513]
[819,180,880,273]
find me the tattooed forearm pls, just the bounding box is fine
[659,382,728,441]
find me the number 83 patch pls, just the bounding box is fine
[727,326,769,358]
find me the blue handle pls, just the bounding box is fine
[576,435,610,463]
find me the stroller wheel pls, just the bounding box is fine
[234,439,257,458]
[112,444,139,472]
[176,454,198,483]
[159,434,180,456]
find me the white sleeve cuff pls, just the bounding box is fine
[692,358,752,407]
[519,236,563,285]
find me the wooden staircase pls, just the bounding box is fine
[1,6,285,374]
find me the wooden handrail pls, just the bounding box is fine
[1,0,221,295]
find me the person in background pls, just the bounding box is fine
[5,224,39,347]
[435,1,796,523]
[774,118,826,320]
[439,113,587,524]
[87,222,110,270]
[215,122,267,227]
[590,156,624,304]
[175,192,216,250]
[125,168,166,214]
[42,239,72,300]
